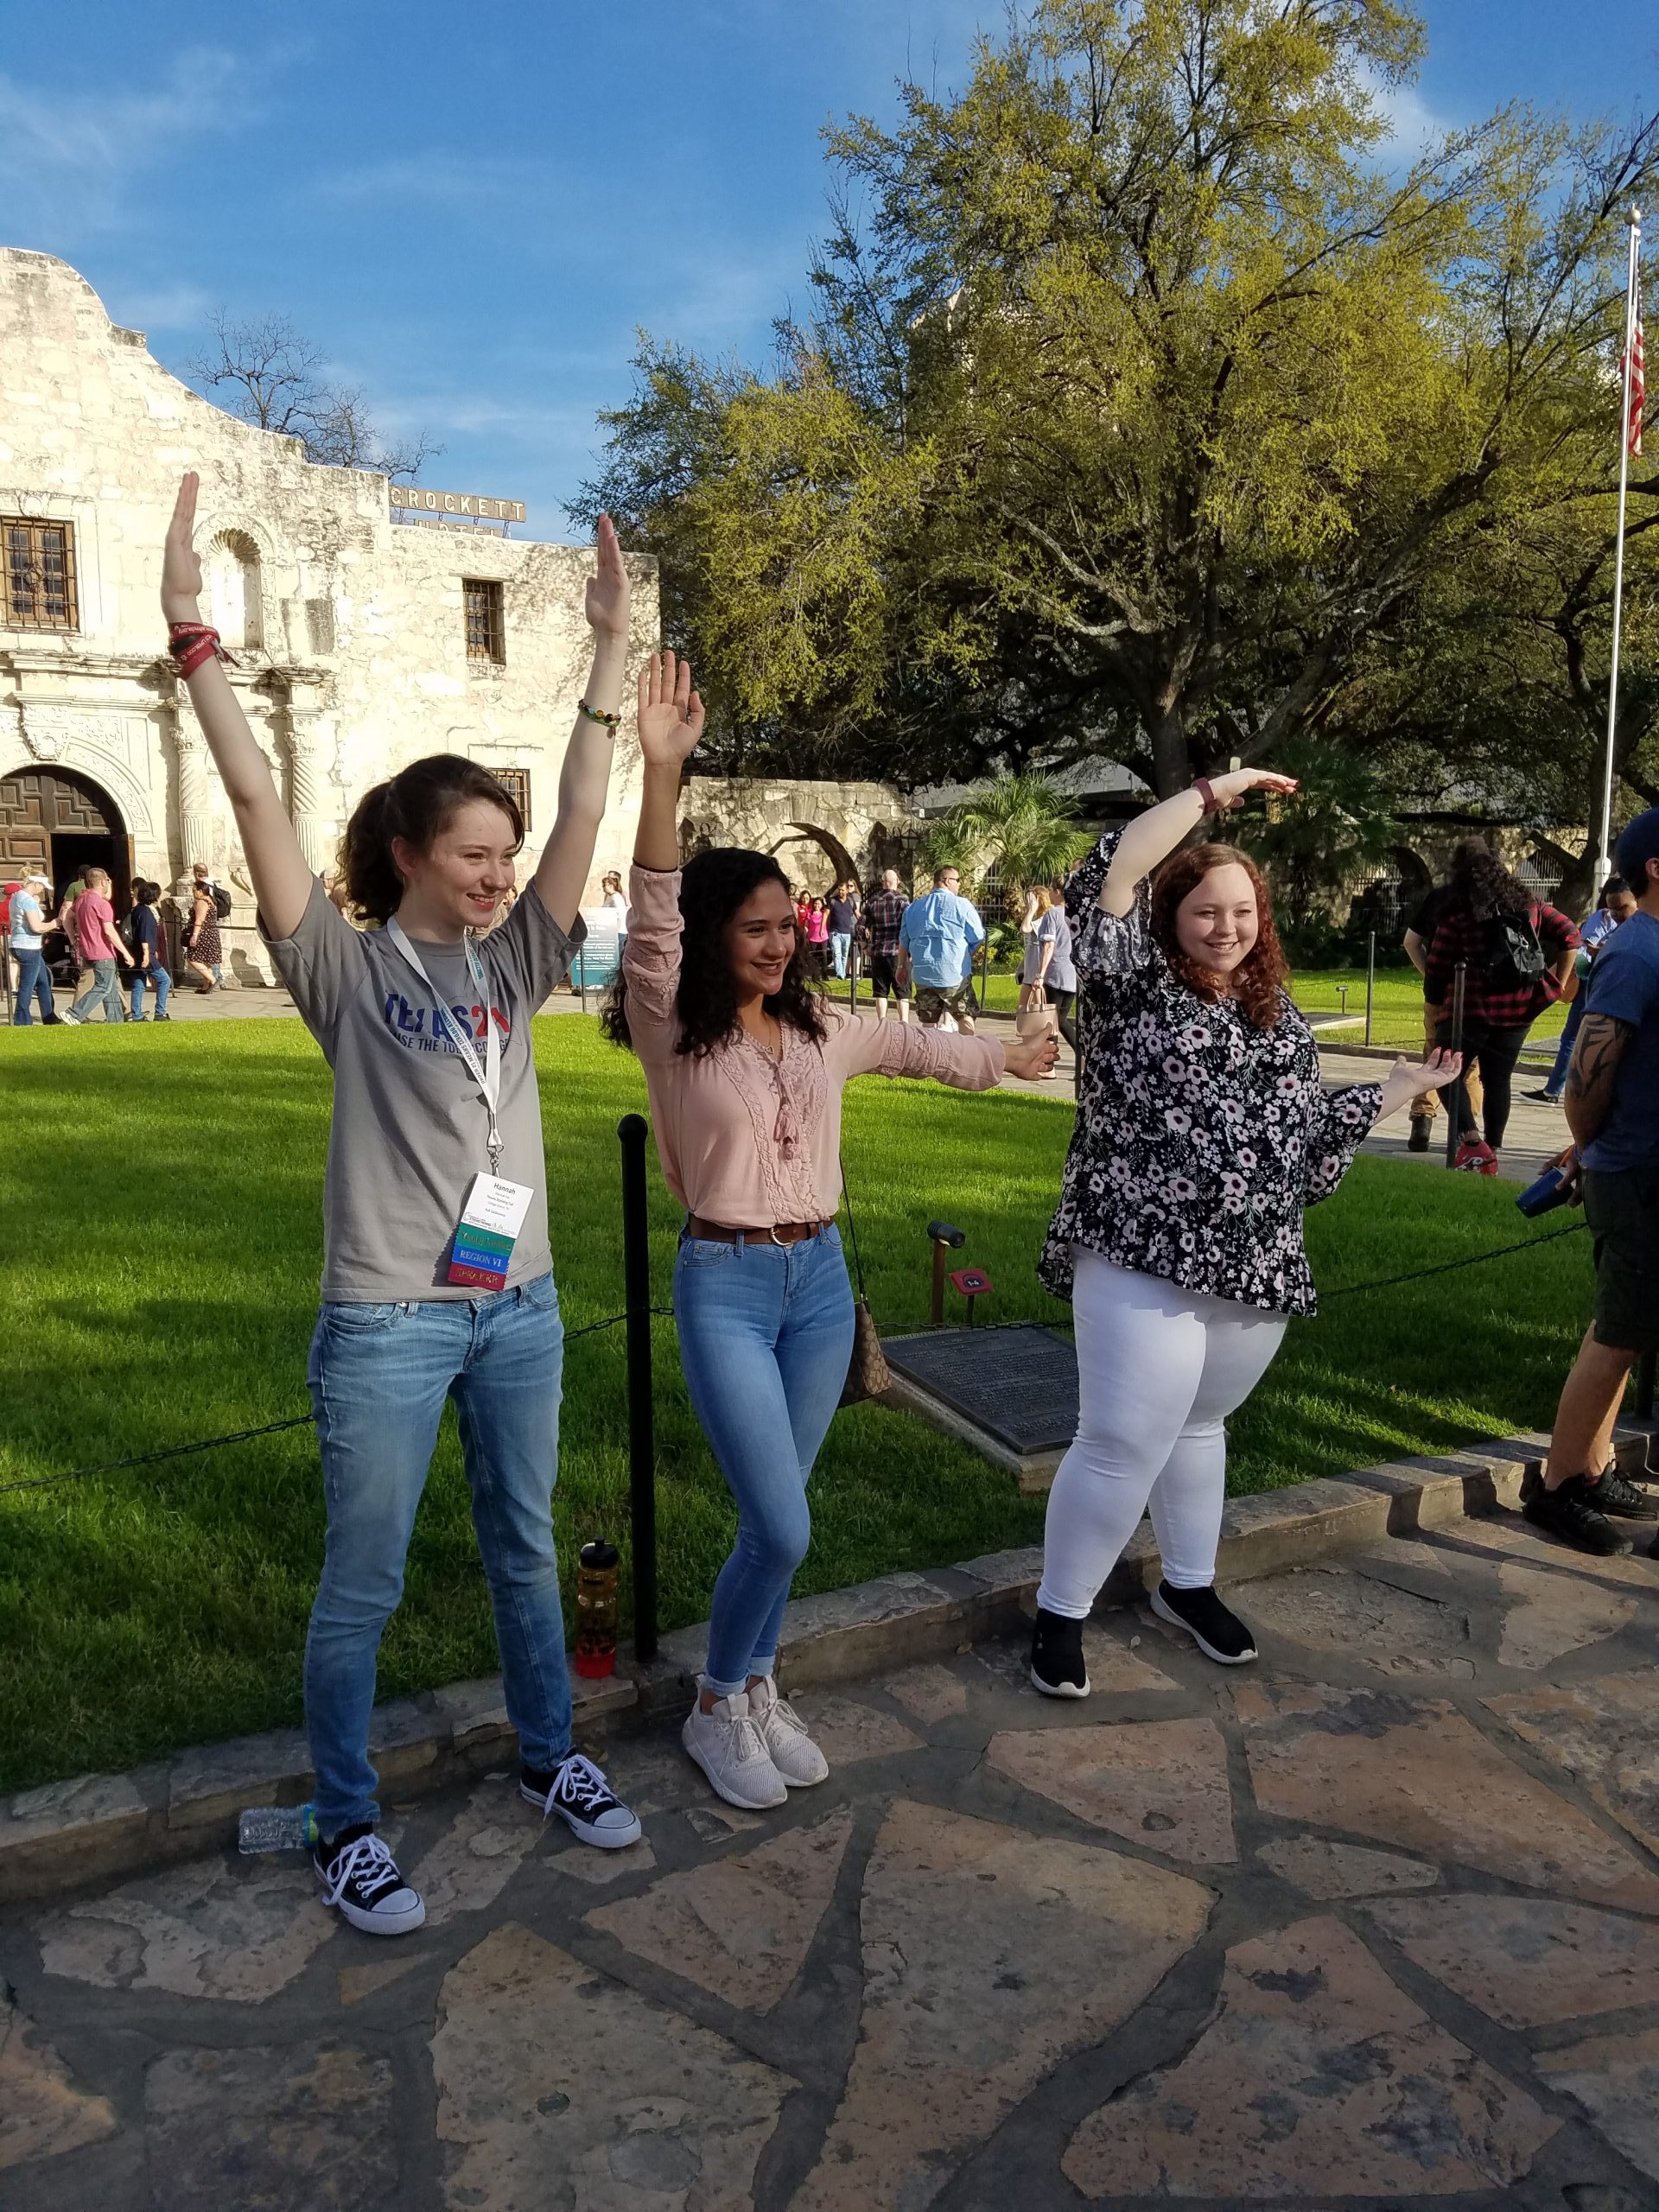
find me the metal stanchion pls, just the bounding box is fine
[1364,931,1376,1047]
[575,948,588,1014]
[617,1113,658,1662]
[848,939,860,1012]
[1443,962,1467,1169]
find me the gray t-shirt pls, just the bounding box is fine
[1021,905,1077,992]
[264,878,582,1302]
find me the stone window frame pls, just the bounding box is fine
[3,516,79,632]
[493,765,531,831]
[463,576,506,664]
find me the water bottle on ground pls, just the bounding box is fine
[238,1804,320,1854]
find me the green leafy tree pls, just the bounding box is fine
[1231,736,1397,933]
[576,0,1659,798]
[921,772,1093,908]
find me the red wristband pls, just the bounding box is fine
[168,622,225,678]
[1194,776,1220,815]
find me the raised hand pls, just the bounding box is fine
[584,513,630,638]
[162,473,205,622]
[1205,766,1300,809]
[637,649,705,772]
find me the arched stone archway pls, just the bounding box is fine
[680,777,927,893]
[770,821,858,893]
[0,760,130,912]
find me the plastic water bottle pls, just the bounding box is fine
[238,1804,320,1854]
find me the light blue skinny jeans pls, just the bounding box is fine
[304,1273,569,1833]
[674,1224,855,1695]
[130,963,171,1019]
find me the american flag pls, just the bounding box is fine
[1624,270,1645,457]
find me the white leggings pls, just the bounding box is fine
[1036,1250,1287,1619]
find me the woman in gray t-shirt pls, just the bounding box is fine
[157,471,696,1935]
[1020,883,1080,1074]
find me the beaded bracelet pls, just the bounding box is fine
[576,698,622,729]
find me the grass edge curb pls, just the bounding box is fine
[3,1420,1651,1908]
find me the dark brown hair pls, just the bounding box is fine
[604,846,827,1059]
[340,753,523,923]
[1150,842,1289,1030]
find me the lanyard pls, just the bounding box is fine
[386,917,503,1173]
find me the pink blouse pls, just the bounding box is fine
[623,865,1005,1226]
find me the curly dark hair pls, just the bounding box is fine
[1149,842,1290,1030]
[603,847,828,1058]
[1449,837,1531,922]
[339,754,523,924]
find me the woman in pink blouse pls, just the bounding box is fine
[607,652,1056,1810]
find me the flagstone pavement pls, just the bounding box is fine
[4,1510,1659,2210]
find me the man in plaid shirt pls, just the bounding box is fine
[1422,865,1578,1172]
[861,868,912,1023]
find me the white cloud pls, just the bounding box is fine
[0,52,247,239]
[1359,67,1461,168]
[314,152,548,209]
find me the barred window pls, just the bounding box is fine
[3,518,78,632]
[494,766,531,830]
[463,577,505,663]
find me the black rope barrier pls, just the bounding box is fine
[0,1305,675,1499]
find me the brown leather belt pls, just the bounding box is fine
[685,1214,832,1247]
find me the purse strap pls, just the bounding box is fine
[837,1152,871,1301]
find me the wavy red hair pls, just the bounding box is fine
[1149,842,1289,1029]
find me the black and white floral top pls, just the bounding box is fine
[1039,831,1382,1317]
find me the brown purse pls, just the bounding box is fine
[838,1160,891,1406]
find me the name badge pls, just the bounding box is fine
[448,1173,534,1289]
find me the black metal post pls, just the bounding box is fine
[617,1113,658,1662]
[847,937,859,1013]
[1443,962,1467,1170]
[575,948,589,1014]
[1364,931,1376,1047]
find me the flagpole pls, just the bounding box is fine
[1599,206,1642,884]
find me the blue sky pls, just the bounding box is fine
[3,1,1656,540]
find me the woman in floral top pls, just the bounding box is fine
[609,654,1057,1812]
[1030,769,1458,1694]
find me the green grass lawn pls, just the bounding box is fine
[0,1015,1592,1792]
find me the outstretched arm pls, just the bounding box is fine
[1098,768,1298,917]
[162,474,314,940]
[532,514,630,931]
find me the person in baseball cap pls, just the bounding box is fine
[8,870,63,1026]
[1615,804,1659,893]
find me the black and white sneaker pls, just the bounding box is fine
[1150,1581,1258,1665]
[1029,1607,1090,1698]
[313,1825,426,1936]
[521,1751,643,1849]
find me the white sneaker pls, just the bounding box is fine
[313,1827,425,1936]
[746,1675,829,1787]
[681,1689,788,1809]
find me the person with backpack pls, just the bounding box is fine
[182,861,226,992]
[158,469,645,1935]
[1421,841,1579,1173]
[125,880,173,1021]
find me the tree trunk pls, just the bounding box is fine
[1146,702,1191,798]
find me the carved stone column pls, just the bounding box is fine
[174,715,213,877]
[286,720,331,875]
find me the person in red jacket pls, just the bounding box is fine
[1422,840,1579,1173]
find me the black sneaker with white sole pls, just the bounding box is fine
[1030,1607,1090,1698]
[313,1825,426,1936]
[1150,1581,1258,1665]
[521,1751,642,1849]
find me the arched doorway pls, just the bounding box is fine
[769,822,858,893]
[0,763,131,923]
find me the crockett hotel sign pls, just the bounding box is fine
[391,486,527,523]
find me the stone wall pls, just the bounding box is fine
[677,775,926,893]
[0,251,655,976]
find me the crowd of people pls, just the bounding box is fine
[13,467,1649,1941]
[4,858,231,1025]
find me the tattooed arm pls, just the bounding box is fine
[1563,1013,1634,1149]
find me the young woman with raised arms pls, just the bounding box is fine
[607,653,1058,1809]
[160,473,645,1936]
[1029,771,1459,1694]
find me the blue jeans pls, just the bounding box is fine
[303,1273,569,1832]
[70,959,125,1021]
[674,1224,855,1694]
[1544,995,1584,1096]
[130,963,171,1020]
[10,947,53,1023]
[830,931,853,979]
